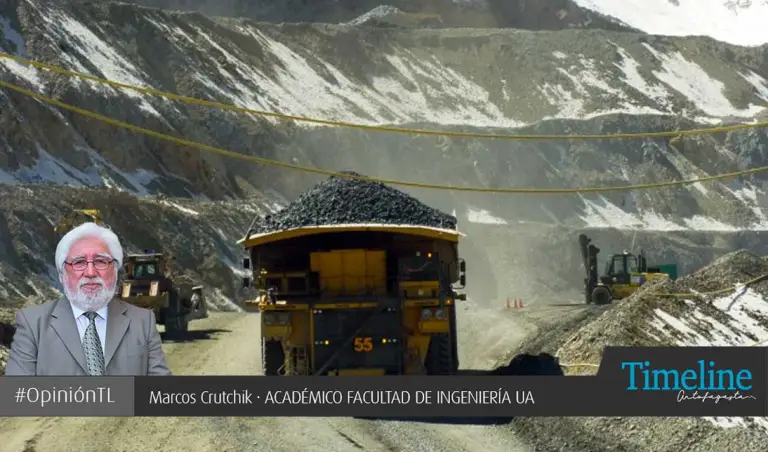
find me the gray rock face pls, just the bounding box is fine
[1,0,767,315]
[2,0,767,233]
[118,0,632,31]
[0,0,766,308]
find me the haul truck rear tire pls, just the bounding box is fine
[164,289,189,339]
[425,333,453,375]
[449,308,459,373]
[262,338,284,376]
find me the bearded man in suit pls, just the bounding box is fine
[5,222,171,376]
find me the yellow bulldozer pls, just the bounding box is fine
[119,250,208,338]
[579,233,678,305]
[239,224,467,376]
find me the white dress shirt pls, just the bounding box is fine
[70,302,109,355]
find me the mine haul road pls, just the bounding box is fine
[0,300,587,452]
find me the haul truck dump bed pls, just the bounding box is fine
[239,224,466,376]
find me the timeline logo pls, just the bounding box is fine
[621,360,757,403]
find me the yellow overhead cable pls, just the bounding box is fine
[2,77,767,194]
[1,51,768,140]
[557,273,768,370]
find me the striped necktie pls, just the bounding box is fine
[82,311,105,376]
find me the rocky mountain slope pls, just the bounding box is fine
[2,0,768,304]
[2,0,767,213]
[121,0,633,31]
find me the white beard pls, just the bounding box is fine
[63,276,115,312]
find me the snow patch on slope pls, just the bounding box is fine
[467,207,508,225]
[16,4,163,117]
[0,15,26,57]
[537,46,765,121]
[573,0,768,47]
[0,15,43,89]
[373,53,524,126]
[649,285,768,432]
[159,200,200,216]
[346,5,402,25]
[740,70,768,102]
[175,22,524,128]
[538,53,669,119]
[579,192,768,231]
[612,45,671,106]
[642,43,766,118]
[5,144,159,194]
[0,168,18,185]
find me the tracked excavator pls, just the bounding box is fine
[579,234,677,305]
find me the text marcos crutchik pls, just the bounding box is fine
[147,389,535,406]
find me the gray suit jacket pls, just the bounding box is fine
[5,297,171,376]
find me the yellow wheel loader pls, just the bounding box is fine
[579,234,678,305]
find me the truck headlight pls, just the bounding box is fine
[421,308,432,320]
[435,308,446,320]
[263,313,276,325]
[121,283,131,298]
[149,281,159,296]
[277,312,290,324]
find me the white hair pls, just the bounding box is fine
[55,222,124,273]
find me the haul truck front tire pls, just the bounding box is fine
[262,338,284,375]
[425,333,453,375]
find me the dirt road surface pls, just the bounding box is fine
[0,300,586,452]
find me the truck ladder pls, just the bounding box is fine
[290,346,309,376]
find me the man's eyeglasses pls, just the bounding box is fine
[66,258,114,271]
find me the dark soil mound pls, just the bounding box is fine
[248,172,457,234]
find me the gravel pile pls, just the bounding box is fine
[556,249,768,375]
[507,249,768,452]
[556,276,673,375]
[248,172,457,234]
[666,250,768,297]
[0,346,7,375]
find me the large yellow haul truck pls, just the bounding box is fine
[239,225,467,376]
